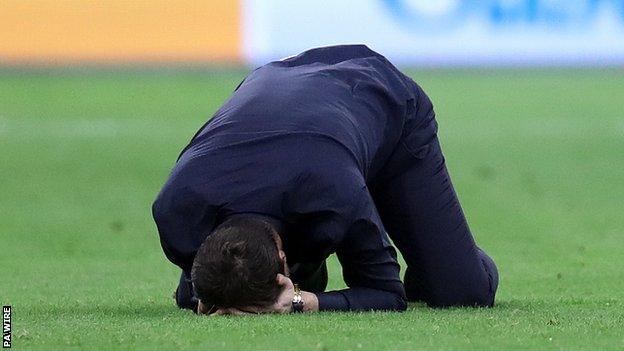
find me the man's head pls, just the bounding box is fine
[191,215,287,311]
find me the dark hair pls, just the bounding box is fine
[191,215,283,309]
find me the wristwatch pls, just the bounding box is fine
[291,284,304,313]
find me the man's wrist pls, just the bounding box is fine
[301,291,319,312]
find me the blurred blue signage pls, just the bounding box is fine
[382,0,624,31]
[242,0,624,66]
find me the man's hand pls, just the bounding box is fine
[270,273,296,313]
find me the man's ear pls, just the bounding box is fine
[278,249,290,276]
[272,232,284,250]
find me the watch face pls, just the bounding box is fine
[292,300,304,313]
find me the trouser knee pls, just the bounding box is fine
[405,249,499,308]
[478,249,499,306]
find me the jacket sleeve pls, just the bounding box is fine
[316,220,407,312]
[152,167,217,273]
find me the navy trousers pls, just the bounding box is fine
[371,134,498,307]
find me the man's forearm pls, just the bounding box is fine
[315,287,407,312]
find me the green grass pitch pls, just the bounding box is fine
[1,67,623,350]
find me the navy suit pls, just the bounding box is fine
[153,45,498,312]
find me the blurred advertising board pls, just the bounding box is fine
[0,0,241,64]
[242,0,624,66]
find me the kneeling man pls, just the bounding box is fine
[153,45,499,315]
